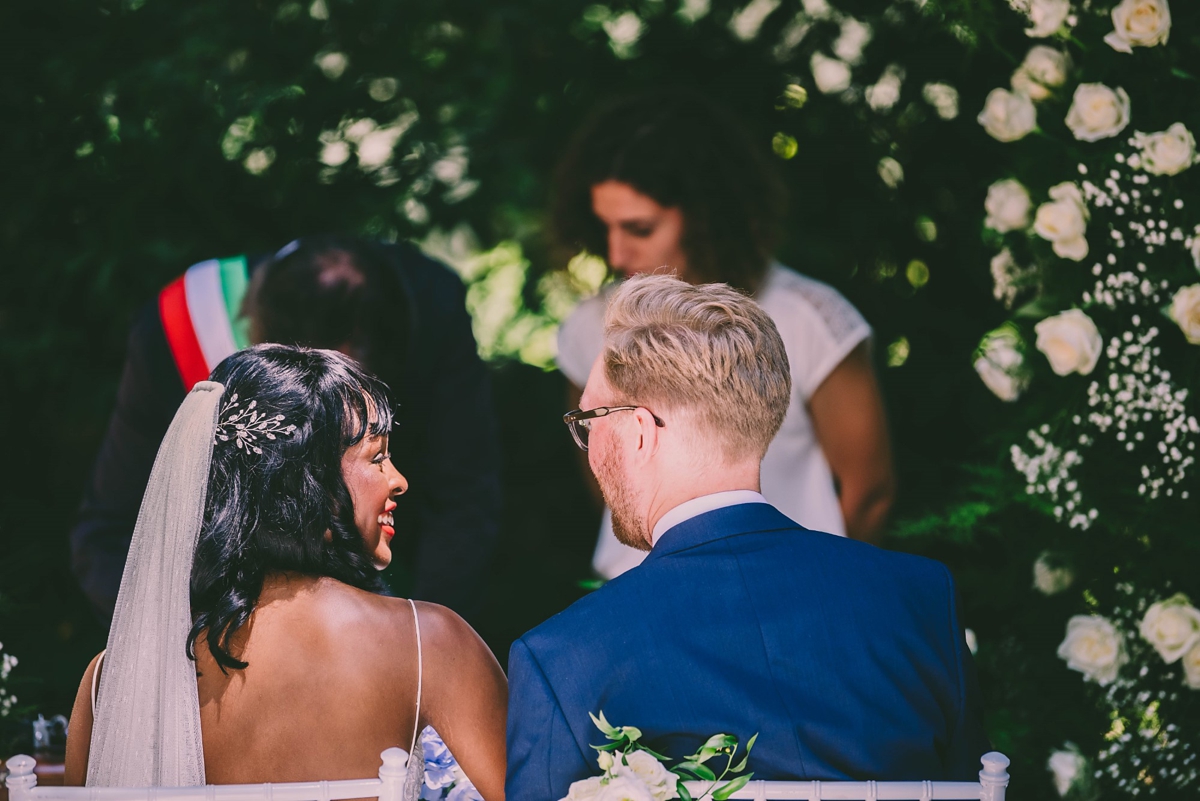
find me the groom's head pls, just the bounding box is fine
[580,274,791,549]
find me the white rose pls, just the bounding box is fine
[1024,0,1070,38]
[1035,309,1102,376]
[1011,46,1070,101]
[564,776,606,801]
[1034,182,1090,261]
[811,53,852,95]
[1065,83,1131,143]
[1104,0,1171,54]
[1170,285,1200,345]
[975,328,1028,401]
[977,89,1037,143]
[1182,643,1200,690]
[598,751,615,772]
[990,248,1033,309]
[615,752,678,801]
[1047,747,1086,797]
[1057,614,1127,685]
[985,179,1032,232]
[1033,552,1073,595]
[1135,123,1197,176]
[595,775,655,801]
[1140,594,1200,663]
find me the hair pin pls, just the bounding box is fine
[214,393,297,454]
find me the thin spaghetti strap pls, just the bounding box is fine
[90,650,107,717]
[407,599,423,760]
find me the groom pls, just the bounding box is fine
[506,275,989,799]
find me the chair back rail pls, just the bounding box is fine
[3,748,411,801]
[682,752,1009,801]
[6,750,1009,801]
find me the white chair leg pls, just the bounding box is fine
[5,755,38,801]
[979,752,1011,801]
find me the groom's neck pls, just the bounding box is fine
[644,460,762,542]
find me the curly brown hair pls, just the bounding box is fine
[552,89,787,292]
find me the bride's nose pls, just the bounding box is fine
[386,461,408,496]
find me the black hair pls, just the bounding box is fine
[188,344,393,672]
[244,235,408,382]
[553,88,788,292]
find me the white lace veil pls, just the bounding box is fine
[87,380,225,787]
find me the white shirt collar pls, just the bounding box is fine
[651,490,769,545]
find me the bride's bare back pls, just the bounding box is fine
[66,574,507,800]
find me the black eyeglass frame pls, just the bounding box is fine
[562,406,666,451]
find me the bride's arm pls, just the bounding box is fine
[418,604,508,801]
[64,652,103,786]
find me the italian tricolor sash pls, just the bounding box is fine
[158,256,252,389]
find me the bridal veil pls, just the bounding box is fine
[86,380,224,787]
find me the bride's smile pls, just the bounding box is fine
[342,430,408,569]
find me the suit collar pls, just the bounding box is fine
[644,502,799,558]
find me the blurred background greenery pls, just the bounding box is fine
[2,0,1162,795]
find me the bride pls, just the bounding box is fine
[62,344,507,801]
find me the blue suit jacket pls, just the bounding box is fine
[506,503,989,801]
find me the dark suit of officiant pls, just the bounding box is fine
[506,503,990,800]
[70,242,501,623]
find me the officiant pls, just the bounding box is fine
[69,235,501,624]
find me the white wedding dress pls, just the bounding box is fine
[84,381,427,800]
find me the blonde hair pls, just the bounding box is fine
[602,274,791,461]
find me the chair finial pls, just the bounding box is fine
[5,755,38,801]
[980,752,1011,801]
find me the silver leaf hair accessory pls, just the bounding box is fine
[214,393,297,454]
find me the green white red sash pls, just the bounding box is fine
[158,256,251,389]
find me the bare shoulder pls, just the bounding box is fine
[64,651,105,785]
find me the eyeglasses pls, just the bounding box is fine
[562,406,665,451]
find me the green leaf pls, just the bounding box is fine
[675,762,717,782]
[637,745,670,762]
[591,741,623,752]
[620,726,643,742]
[677,781,693,801]
[702,734,738,752]
[731,754,750,774]
[713,775,752,800]
[744,733,758,757]
[590,711,618,737]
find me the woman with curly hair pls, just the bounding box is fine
[554,89,895,577]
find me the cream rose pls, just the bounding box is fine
[1065,83,1131,143]
[1140,594,1200,663]
[1047,747,1086,797]
[1033,552,1074,595]
[1191,236,1200,271]
[1135,123,1197,176]
[1171,285,1200,345]
[1034,182,1090,261]
[615,752,678,801]
[975,328,1028,402]
[1035,309,1102,376]
[1182,643,1200,690]
[1057,614,1127,685]
[985,179,1032,232]
[1025,0,1070,38]
[1105,0,1171,53]
[977,89,1037,142]
[565,776,606,801]
[595,775,655,801]
[1011,46,1070,101]
[811,53,853,95]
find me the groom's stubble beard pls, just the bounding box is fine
[596,443,651,552]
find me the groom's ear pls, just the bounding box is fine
[323,528,333,543]
[632,407,662,459]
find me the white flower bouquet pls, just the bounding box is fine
[560,713,757,801]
